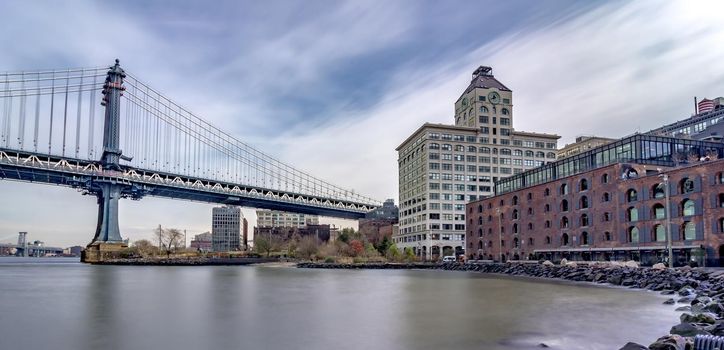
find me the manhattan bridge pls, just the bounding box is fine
[0,60,381,259]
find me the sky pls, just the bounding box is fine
[1,0,724,247]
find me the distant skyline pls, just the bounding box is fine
[1,0,724,247]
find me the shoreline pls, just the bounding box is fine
[298,261,724,349]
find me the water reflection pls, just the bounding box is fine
[0,261,678,350]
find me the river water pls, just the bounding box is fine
[0,257,678,350]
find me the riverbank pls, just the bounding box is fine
[92,256,280,265]
[298,261,724,349]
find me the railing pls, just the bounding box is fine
[694,335,724,350]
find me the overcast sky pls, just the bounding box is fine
[1,0,724,247]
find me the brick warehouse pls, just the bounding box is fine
[466,134,724,267]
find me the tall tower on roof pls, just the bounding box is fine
[454,65,512,129]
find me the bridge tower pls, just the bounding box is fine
[82,60,138,262]
[17,232,27,257]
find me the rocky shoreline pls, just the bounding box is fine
[92,257,280,265]
[298,261,724,349]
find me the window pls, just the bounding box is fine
[579,179,588,191]
[512,223,518,234]
[512,209,519,220]
[561,216,569,228]
[681,199,695,216]
[682,221,695,240]
[479,116,489,123]
[544,220,551,228]
[480,106,488,113]
[560,184,568,195]
[527,207,533,215]
[512,196,519,205]
[627,189,638,202]
[561,233,570,246]
[602,192,610,202]
[628,226,640,243]
[544,204,550,212]
[680,178,694,194]
[525,150,534,157]
[580,196,589,209]
[501,108,509,116]
[652,184,665,199]
[581,232,589,245]
[719,193,724,208]
[527,223,533,231]
[544,188,550,196]
[581,214,589,227]
[601,173,609,184]
[654,224,666,242]
[603,212,610,222]
[545,236,551,244]
[604,232,611,241]
[628,207,639,222]
[653,204,665,219]
[561,199,569,212]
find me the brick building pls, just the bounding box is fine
[466,134,724,266]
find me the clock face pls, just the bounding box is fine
[488,91,501,104]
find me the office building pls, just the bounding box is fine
[255,210,318,228]
[212,206,243,252]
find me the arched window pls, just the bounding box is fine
[560,184,568,195]
[547,152,556,159]
[478,216,483,225]
[525,150,534,157]
[528,237,534,246]
[544,188,550,196]
[545,220,551,228]
[488,215,492,222]
[602,192,610,202]
[580,179,588,191]
[527,193,532,201]
[628,226,640,243]
[581,232,589,245]
[513,237,519,248]
[478,241,483,249]
[478,228,483,237]
[499,199,504,206]
[719,193,724,208]
[653,203,665,219]
[528,223,533,230]
[561,199,569,212]
[562,233,570,246]
[627,207,639,222]
[527,207,533,215]
[488,240,493,248]
[720,217,724,233]
[544,204,550,212]
[480,106,488,113]
[627,189,638,202]
[478,204,483,213]
[604,232,611,241]
[500,240,505,248]
[580,196,589,209]
[682,221,696,240]
[512,196,519,205]
[502,108,509,115]
[488,228,492,235]
[652,184,665,199]
[545,236,551,244]
[654,224,666,242]
[601,173,609,184]
[488,203,492,209]
[718,172,724,184]
[561,216,569,228]
[581,214,589,227]
[512,209,519,220]
[603,212,611,222]
[512,223,518,234]
[680,178,694,194]
[681,199,695,216]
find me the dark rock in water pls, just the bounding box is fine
[669,322,710,337]
[678,286,694,297]
[537,343,549,348]
[661,290,675,295]
[648,334,688,350]
[677,296,694,304]
[608,275,623,285]
[680,312,717,324]
[618,342,647,350]
[663,298,675,305]
[622,278,635,286]
[674,306,692,312]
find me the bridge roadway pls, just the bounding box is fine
[0,147,372,220]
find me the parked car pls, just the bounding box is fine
[442,256,456,262]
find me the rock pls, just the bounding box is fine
[677,296,694,304]
[675,306,692,312]
[680,312,717,324]
[648,334,688,350]
[542,260,554,266]
[678,286,694,297]
[608,275,623,285]
[567,261,578,268]
[669,322,711,337]
[560,258,568,266]
[618,342,647,350]
[692,296,712,305]
[624,260,639,268]
[652,263,667,270]
[663,298,675,305]
[537,343,549,348]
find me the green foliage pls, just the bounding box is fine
[386,244,401,262]
[403,247,416,262]
[324,256,336,263]
[375,235,392,255]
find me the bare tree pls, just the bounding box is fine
[154,226,185,258]
[132,239,157,257]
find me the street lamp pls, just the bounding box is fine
[659,173,674,267]
[496,207,503,262]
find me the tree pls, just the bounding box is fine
[403,247,416,262]
[153,227,185,258]
[132,239,157,257]
[386,244,401,262]
[297,236,319,259]
[375,235,392,255]
[349,240,364,257]
[254,234,273,257]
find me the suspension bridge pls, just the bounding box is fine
[0,60,381,261]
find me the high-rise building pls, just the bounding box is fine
[212,206,243,252]
[255,210,319,228]
[395,66,560,260]
[557,136,616,160]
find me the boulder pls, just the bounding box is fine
[675,306,692,312]
[648,334,688,350]
[608,275,623,285]
[663,298,675,305]
[669,322,711,337]
[652,263,667,270]
[542,260,554,266]
[624,260,639,268]
[560,258,568,266]
[680,312,717,324]
[567,261,578,268]
[618,342,647,350]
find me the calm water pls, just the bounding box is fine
[0,257,678,350]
